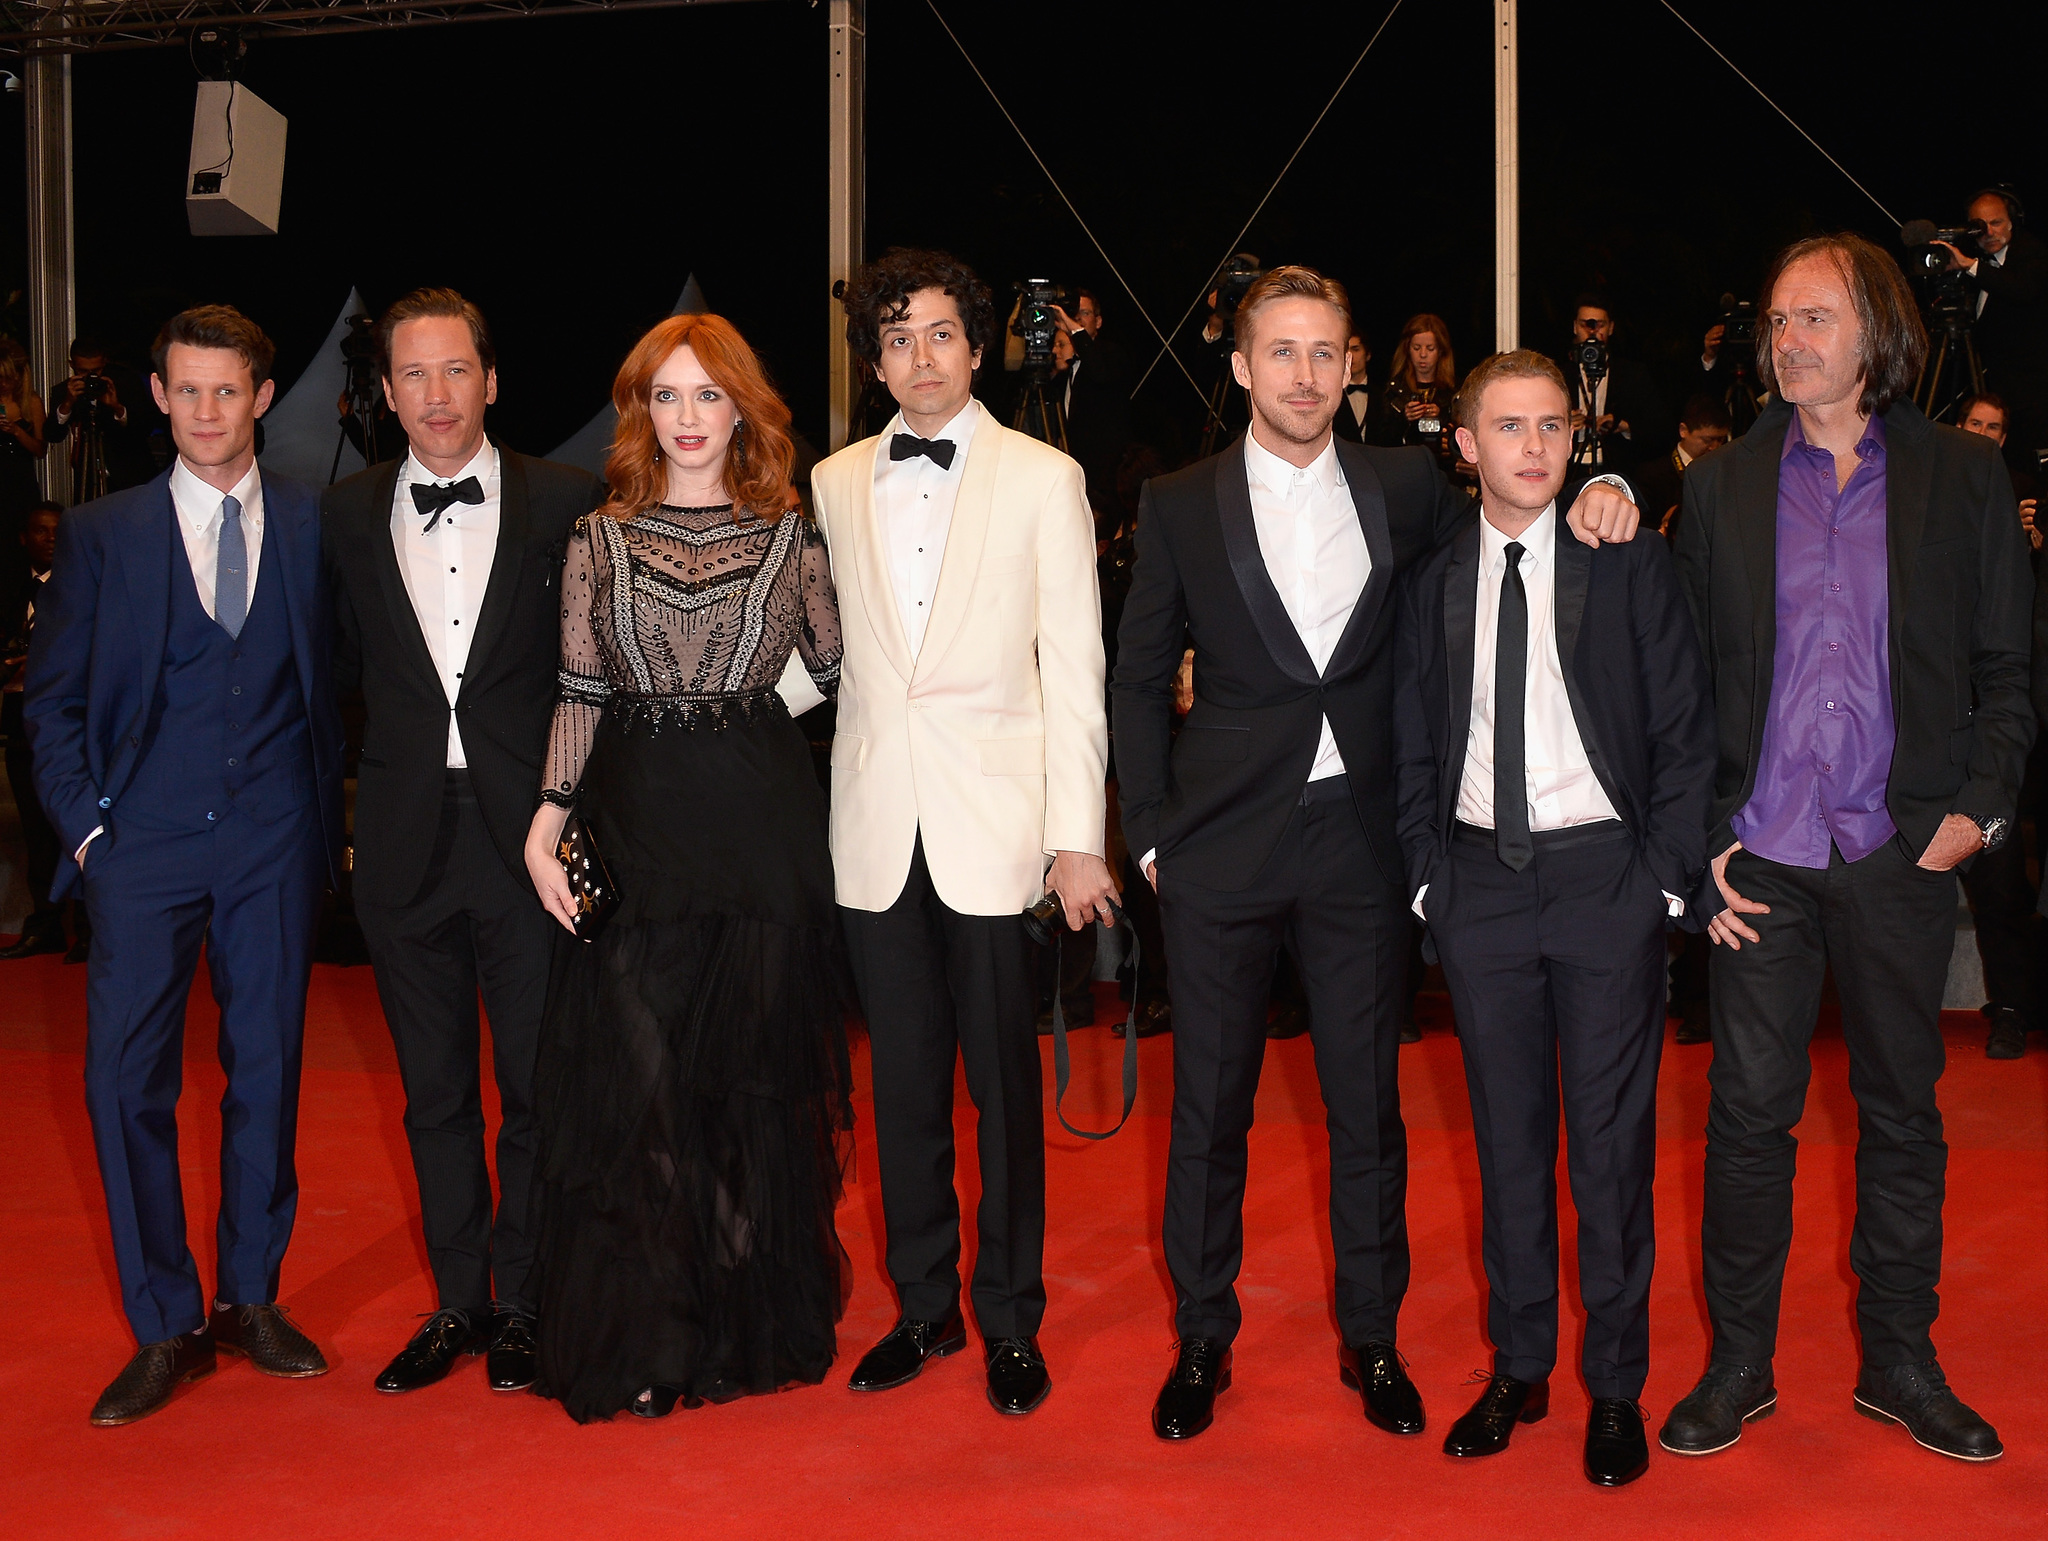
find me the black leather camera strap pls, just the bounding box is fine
[1050,921,1140,1141]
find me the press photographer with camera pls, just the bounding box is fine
[1051,289,1134,512]
[45,338,159,499]
[1191,253,1264,453]
[1557,296,1671,470]
[1695,296,1764,433]
[333,314,408,470]
[1931,188,2048,468]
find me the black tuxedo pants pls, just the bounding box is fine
[1156,780,1410,1347]
[356,770,552,1314]
[842,836,1045,1338]
[1431,825,1668,1398]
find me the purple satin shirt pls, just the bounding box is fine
[1731,412,1897,867]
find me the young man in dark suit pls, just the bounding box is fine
[322,288,602,1395]
[1394,351,1715,1486]
[1667,233,2030,1464]
[1113,267,1644,1442]
[26,306,347,1425]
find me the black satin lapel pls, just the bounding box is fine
[1214,444,1318,685]
[367,457,443,692]
[1441,520,1481,830]
[1323,440,1394,680]
[464,445,530,676]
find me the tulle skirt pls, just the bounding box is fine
[530,703,853,1422]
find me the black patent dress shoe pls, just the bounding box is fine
[374,1307,488,1393]
[1116,999,1172,1038]
[90,1330,217,1426]
[985,1336,1051,1415]
[1585,1397,1650,1486]
[847,1309,967,1392]
[1339,1340,1425,1435]
[486,1304,539,1392]
[1443,1372,1549,1457]
[1853,1360,2003,1461]
[1986,1006,2028,1060]
[0,930,67,960]
[210,1300,328,1377]
[1153,1337,1231,1440]
[1658,1362,1775,1454]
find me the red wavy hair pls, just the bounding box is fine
[602,312,797,521]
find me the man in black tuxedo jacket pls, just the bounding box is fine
[1395,351,1715,1486]
[322,289,602,1395]
[1113,267,1643,1442]
[1331,331,1385,446]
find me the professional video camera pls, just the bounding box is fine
[1718,294,1758,351]
[1714,293,1762,433]
[1901,217,1986,321]
[339,314,381,400]
[1012,279,1065,373]
[1208,253,1265,348]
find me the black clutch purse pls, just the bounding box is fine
[555,812,620,942]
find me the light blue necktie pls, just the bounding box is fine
[215,493,247,639]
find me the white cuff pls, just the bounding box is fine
[1662,889,1684,918]
[75,826,103,865]
[1139,847,1156,876]
[1412,883,1427,920]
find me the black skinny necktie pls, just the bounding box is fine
[410,475,485,533]
[1494,541,1533,872]
[889,432,956,470]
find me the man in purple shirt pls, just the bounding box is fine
[1668,234,2033,1464]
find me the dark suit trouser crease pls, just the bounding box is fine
[1431,832,1667,1398]
[1157,788,1410,1347]
[1704,840,1956,1368]
[81,807,327,1345]
[355,770,552,1314]
[842,836,1044,1338]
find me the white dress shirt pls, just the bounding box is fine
[393,441,501,767]
[874,399,981,658]
[1344,381,1373,431]
[171,456,264,624]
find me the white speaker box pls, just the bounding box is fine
[185,81,287,236]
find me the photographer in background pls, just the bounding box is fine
[1693,299,1765,433]
[1,501,71,961]
[1935,189,2048,470]
[1051,289,1135,512]
[44,338,159,500]
[1558,295,1672,471]
[1636,393,1733,541]
[1190,253,1263,452]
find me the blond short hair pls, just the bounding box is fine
[1453,349,1568,431]
[1234,266,1352,356]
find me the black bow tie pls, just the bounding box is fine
[410,476,484,532]
[890,433,957,470]
[1345,383,1370,395]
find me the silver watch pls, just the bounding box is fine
[1972,815,2011,852]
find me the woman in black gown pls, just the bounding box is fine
[523,313,850,1422]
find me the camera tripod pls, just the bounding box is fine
[1915,306,1985,424]
[69,411,111,504]
[1571,359,1610,471]
[1011,366,1070,454]
[331,378,383,484]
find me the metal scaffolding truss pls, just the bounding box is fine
[0,0,765,57]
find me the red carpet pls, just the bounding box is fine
[3,955,2044,1538]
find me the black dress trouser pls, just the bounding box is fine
[1704,838,1957,1368]
[1430,823,1669,1399]
[841,836,1045,1338]
[355,770,554,1314]
[1156,778,1410,1347]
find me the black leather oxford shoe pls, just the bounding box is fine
[210,1300,328,1377]
[90,1330,217,1426]
[1339,1340,1426,1435]
[1443,1372,1548,1457]
[486,1305,539,1393]
[1585,1397,1650,1486]
[1153,1337,1232,1440]
[1658,1362,1775,1455]
[847,1310,967,1392]
[985,1336,1051,1415]
[375,1307,489,1393]
[1853,1361,2004,1462]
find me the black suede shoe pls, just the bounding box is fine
[1658,1362,1776,1454]
[210,1300,328,1377]
[1338,1340,1425,1435]
[374,1307,489,1393]
[1585,1397,1650,1486]
[1853,1360,2003,1462]
[486,1304,539,1392]
[1443,1372,1548,1457]
[847,1309,966,1392]
[985,1336,1050,1415]
[90,1330,216,1426]
[1153,1337,1231,1440]
[1986,1006,2028,1060]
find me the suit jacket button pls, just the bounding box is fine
[98,796,111,808]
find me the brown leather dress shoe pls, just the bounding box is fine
[210,1300,329,1377]
[91,1330,217,1426]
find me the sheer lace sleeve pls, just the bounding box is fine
[541,518,612,806]
[795,516,842,691]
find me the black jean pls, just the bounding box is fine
[1703,837,1956,1368]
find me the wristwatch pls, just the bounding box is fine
[1971,814,2011,852]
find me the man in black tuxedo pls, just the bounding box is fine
[1665,234,2028,1464]
[1395,351,1715,1486]
[1935,188,2048,467]
[1331,331,1385,445]
[1558,295,1673,472]
[1113,266,1643,1442]
[322,288,602,1395]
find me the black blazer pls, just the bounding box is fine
[1330,383,1386,445]
[1391,498,1716,929]
[323,445,603,906]
[1112,436,1468,889]
[1672,399,2033,910]
[1973,230,2048,385]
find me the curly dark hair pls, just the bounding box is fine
[841,247,997,371]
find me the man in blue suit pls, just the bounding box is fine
[25,305,346,1426]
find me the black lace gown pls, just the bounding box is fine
[531,503,852,1422]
